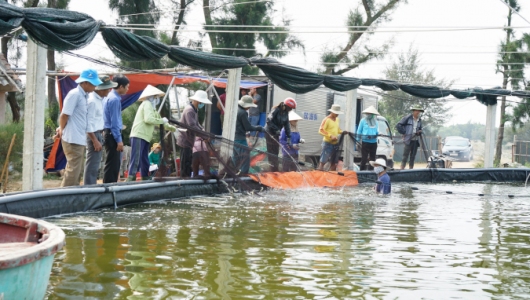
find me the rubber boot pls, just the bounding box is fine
[141,177,150,181]
[126,175,136,182]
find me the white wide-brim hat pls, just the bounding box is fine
[289,110,303,121]
[189,90,212,104]
[362,105,380,115]
[369,158,387,169]
[328,104,344,115]
[139,85,165,101]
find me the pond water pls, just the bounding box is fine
[45,183,530,299]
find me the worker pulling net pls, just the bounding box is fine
[164,117,360,190]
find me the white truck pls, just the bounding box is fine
[270,85,395,169]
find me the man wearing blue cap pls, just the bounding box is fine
[57,69,103,187]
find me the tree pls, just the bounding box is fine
[170,0,196,46]
[510,32,530,133]
[1,0,40,123]
[203,0,304,75]
[108,0,162,70]
[321,0,405,75]
[46,0,70,132]
[378,48,452,133]
[493,0,530,166]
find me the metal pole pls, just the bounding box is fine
[173,85,181,120]
[22,40,46,191]
[158,76,175,113]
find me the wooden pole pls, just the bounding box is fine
[0,92,6,125]
[343,89,357,170]
[22,39,46,191]
[0,133,16,193]
[484,104,497,168]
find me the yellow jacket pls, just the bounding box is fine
[319,116,342,144]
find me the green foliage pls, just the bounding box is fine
[44,100,59,138]
[436,122,486,141]
[0,122,24,173]
[108,0,162,70]
[321,0,404,75]
[378,48,452,133]
[207,0,304,75]
[121,102,140,146]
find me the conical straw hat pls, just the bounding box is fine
[138,85,165,101]
[362,105,380,115]
[288,110,303,121]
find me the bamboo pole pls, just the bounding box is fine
[1,133,16,193]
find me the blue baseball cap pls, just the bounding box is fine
[75,69,103,86]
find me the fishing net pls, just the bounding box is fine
[102,28,169,61]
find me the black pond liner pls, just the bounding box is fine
[0,168,528,219]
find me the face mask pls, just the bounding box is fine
[374,166,385,174]
[148,96,160,107]
[198,103,205,109]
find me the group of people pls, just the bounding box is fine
[57,68,424,196]
[58,69,175,187]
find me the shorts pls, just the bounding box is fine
[320,142,339,164]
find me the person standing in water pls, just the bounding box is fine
[280,111,305,172]
[356,106,380,170]
[265,98,296,172]
[370,158,391,194]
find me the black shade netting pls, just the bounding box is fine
[22,7,101,51]
[323,75,362,92]
[0,1,24,36]
[168,46,249,70]
[101,28,169,61]
[252,57,324,94]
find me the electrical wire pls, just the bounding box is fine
[103,25,530,34]
[497,0,530,25]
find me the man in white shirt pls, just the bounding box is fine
[57,69,102,187]
[83,76,117,185]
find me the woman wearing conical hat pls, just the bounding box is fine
[356,105,380,171]
[127,85,176,181]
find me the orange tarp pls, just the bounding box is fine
[249,170,358,189]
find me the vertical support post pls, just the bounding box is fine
[220,68,242,162]
[22,40,46,191]
[343,89,357,170]
[0,92,6,125]
[484,103,497,168]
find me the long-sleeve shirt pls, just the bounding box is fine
[177,103,203,148]
[396,114,423,145]
[61,85,88,146]
[280,130,301,156]
[103,89,123,143]
[149,151,160,165]
[265,106,290,138]
[376,173,391,194]
[235,106,262,140]
[86,92,104,133]
[356,118,379,143]
[319,116,342,145]
[130,100,175,142]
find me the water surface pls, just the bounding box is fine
[46,183,530,299]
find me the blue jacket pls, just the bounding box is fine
[280,129,301,156]
[356,118,379,143]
